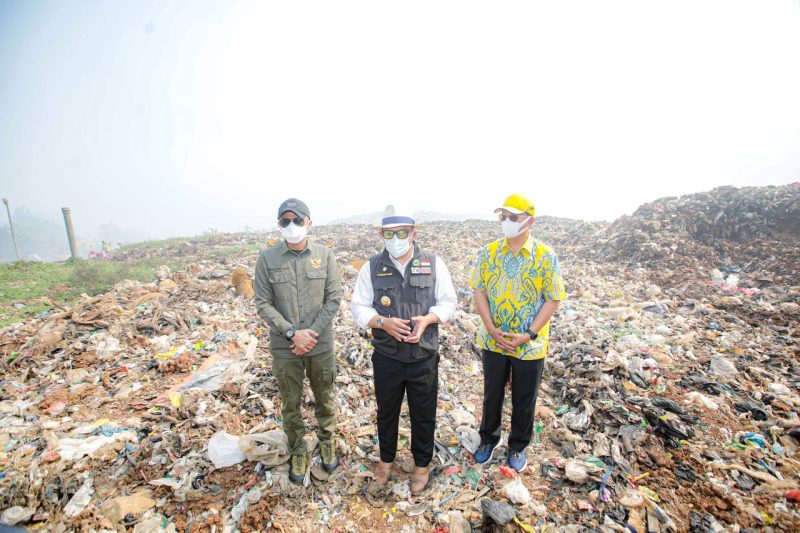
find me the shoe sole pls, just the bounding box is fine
[475,441,499,465]
[322,459,339,472]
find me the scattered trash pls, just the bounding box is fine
[2,183,800,530]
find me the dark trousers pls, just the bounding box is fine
[372,351,439,467]
[479,349,545,452]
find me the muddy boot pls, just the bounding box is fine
[410,466,430,496]
[367,461,393,495]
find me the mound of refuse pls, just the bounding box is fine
[590,183,800,286]
[1,187,799,531]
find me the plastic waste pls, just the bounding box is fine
[455,425,481,454]
[391,481,410,499]
[565,459,589,483]
[95,335,121,359]
[239,430,290,466]
[685,391,719,410]
[767,383,792,396]
[231,493,249,523]
[709,356,738,377]
[207,431,246,468]
[0,506,35,526]
[64,478,94,517]
[133,510,178,533]
[785,489,800,502]
[502,477,531,505]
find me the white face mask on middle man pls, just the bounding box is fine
[383,228,413,258]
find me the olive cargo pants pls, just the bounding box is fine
[273,350,337,456]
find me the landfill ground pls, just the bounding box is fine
[1,183,799,532]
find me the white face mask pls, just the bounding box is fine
[501,217,530,238]
[279,221,308,244]
[384,236,411,258]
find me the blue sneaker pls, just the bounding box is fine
[508,448,527,473]
[473,441,499,464]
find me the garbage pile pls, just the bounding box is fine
[1,187,799,531]
[590,183,800,287]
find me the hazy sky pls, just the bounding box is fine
[2,0,800,240]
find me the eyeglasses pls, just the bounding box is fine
[278,216,306,228]
[498,212,528,222]
[382,229,410,239]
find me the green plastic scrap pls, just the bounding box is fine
[585,456,609,470]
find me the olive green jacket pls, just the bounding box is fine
[254,239,342,358]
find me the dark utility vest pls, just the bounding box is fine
[370,245,439,362]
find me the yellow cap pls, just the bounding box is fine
[495,193,536,217]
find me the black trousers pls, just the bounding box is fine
[479,349,545,452]
[372,351,439,467]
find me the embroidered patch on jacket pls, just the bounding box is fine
[411,267,431,275]
[311,258,322,268]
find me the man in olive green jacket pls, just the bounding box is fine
[254,198,342,483]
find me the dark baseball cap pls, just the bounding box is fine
[277,198,310,219]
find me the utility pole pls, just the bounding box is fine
[2,198,20,261]
[61,207,78,261]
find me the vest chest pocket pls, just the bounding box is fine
[409,274,434,305]
[373,275,401,313]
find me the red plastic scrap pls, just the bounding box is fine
[785,490,800,502]
[498,465,517,479]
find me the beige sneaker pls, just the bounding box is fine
[320,440,339,472]
[289,453,307,484]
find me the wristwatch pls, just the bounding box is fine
[376,318,385,329]
[285,328,296,341]
[525,328,539,342]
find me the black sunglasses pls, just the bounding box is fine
[278,216,306,228]
[382,229,410,239]
[498,212,528,222]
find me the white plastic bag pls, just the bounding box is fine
[502,477,531,505]
[455,426,481,454]
[208,431,246,468]
[64,478,94,517]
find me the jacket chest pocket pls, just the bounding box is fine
[268,268,293,299]
[306,269,327,300]
[409,274,434,305]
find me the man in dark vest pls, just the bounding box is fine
[351,206,457,495]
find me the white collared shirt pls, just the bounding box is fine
[351,253,458,329]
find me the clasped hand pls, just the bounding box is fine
[291,329,318,356]
[381,315,430,344]
[489,326,529,353]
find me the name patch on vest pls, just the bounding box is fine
[377,266,393,277]
[411,267,431,275]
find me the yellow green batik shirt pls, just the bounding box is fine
[470,236,566,360]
